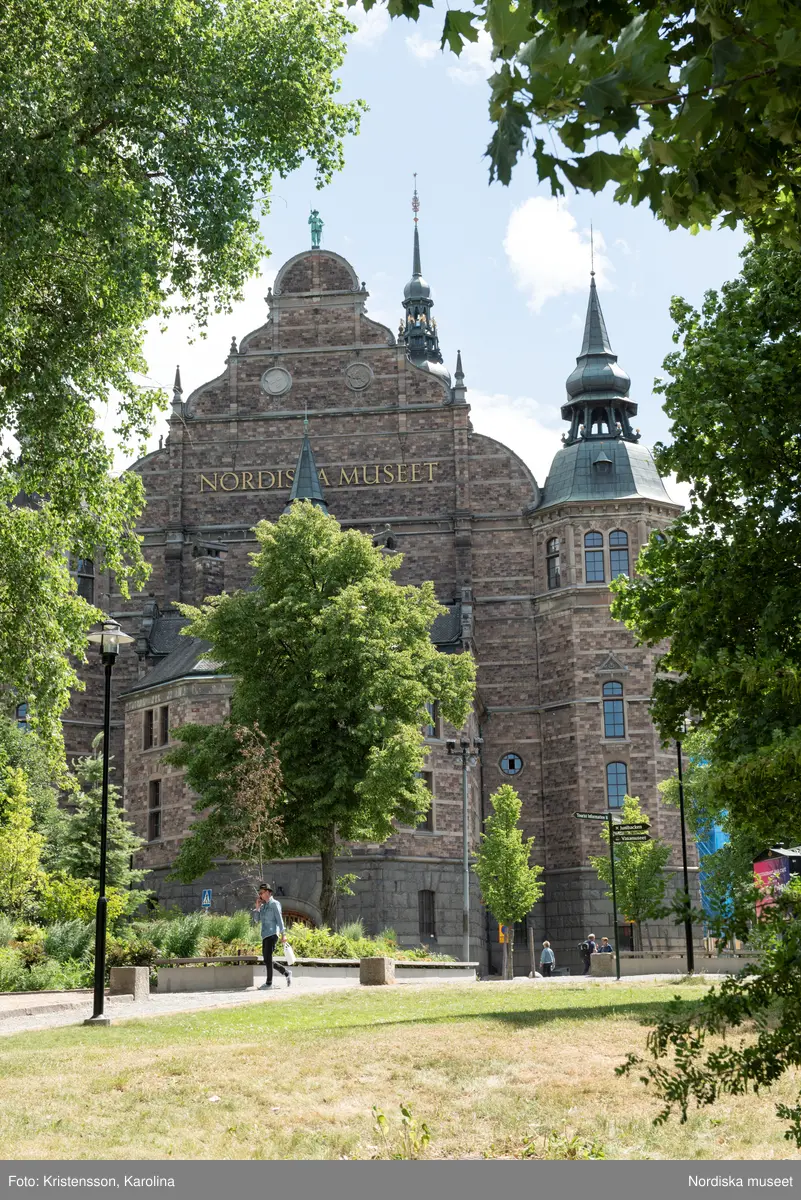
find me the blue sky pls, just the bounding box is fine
[130,2,747,502]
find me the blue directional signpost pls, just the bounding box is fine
[574,812,651,981]
[201,889,212,909]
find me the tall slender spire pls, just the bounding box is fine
[284,421,328,513]
[171,365,183,417]
[560,276,637,445]
[400,175,443,367]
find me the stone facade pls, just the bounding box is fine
[68,236,699,973]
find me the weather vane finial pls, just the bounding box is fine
[412,173,420,225]
[590,223,595,277]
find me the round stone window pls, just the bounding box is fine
[499,753,524,776]
[261,367,292,397]
[345,362,373,391]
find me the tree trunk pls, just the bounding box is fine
[501,940,508,979]
[506,927,515,980]
[528,925,536,978]
[319,825,337,930]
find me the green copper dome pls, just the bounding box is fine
[539,276,673,509]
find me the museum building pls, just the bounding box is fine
[67,222,695,972]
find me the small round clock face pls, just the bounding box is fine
[345,362,373,390]
[261,367,292,396]
[500,753,523,776]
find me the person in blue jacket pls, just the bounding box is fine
[539,941,555,978]
[253,883,292,989]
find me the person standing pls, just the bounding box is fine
[579,933,597,975]
[598,936,614,954]
[539,941,555,978]
[254,883,292,989]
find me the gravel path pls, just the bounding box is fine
[0,971,717,1039]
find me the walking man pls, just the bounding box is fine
[254,883,292,990]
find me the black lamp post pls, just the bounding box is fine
[675,731,695,974]
[446,734,482,963]
[84,617,134,1026]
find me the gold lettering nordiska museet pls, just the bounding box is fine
[199,463,439,492]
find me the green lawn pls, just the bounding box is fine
[1,980,799,1160]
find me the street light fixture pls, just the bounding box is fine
[446,734,482,963]
[84,618,135,1026]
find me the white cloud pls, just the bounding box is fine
[468,389,564,486]
[663,472,691,510]
[447,30,493,84]
[348,2,390,48]
[406,32,439,60]
[504,196,612,313]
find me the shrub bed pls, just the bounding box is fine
[0,911,452,993]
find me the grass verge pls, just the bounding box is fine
[0,980,798,1160]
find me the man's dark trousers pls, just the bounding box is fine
[262,935,289,986]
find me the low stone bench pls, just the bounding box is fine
[154,956,479,993]
[109,966,151,1001]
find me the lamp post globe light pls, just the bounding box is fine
[84,618,135,1026]
[446,734,483,964]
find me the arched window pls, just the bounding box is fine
[606,762,628,808]
[609,530,630,578]
[584,531,604,583]
[603,681,625,738]
[546,537,561,590]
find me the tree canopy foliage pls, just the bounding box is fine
[0,0,361,742]
[473,783,544,977]
[169,504,476,926]
[368,0,801,240]
[609,238,801,1138]
[612,240,801,848]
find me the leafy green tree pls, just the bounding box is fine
[0,764,44,917]
[372,0,801,240]
[55,744,148,893]
[473,784,544,978]
[609,238,801,1137]
[168,723,286,889]
[0,0,361,742]
[589,796,671,951]
[169,503,476,928]
[612,240,801,846]
[0,717,66,863]
[619,880,801,1146]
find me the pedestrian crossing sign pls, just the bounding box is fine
[201,889,212,908]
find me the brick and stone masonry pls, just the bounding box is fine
[67,236,699,972]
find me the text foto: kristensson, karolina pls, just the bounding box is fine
[9,1178,175,1189]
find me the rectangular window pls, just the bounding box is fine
[418,890,436,939]
[144,706,169,748]
[546,537,561,590]
[610,548,630,578]
[148,779,162,841]
[585,550,605,582]
[603,698,625,738]
[417,771,434,831]
[423,701,441,739]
